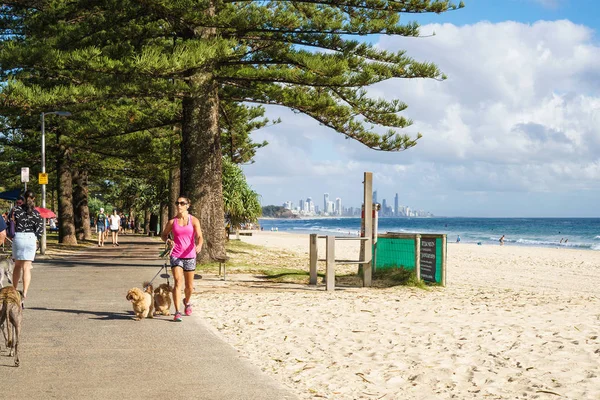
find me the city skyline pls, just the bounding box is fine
[279,190,433,217]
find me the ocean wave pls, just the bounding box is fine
[515,238,589,249]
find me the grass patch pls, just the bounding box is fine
[259,268,326,284]
[372,267,427,289]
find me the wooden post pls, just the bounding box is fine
[441,234,447,287]
[362,172,373,287]
[326,235,335,291]
[415,234,421,281]
[309,234,318,285]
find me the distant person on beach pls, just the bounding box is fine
[456,235,461,243]
[564,238,568,243]
[560,238,563,244]
[499,235,505,245]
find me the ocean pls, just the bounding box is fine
[257,217,600,251]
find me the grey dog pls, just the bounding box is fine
[0,257,14,288]
[0,286,22,366]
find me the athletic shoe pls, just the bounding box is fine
[173,312,182,322]
[184,302,192,316]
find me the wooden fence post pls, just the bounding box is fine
[326,235,335,291]
[362,172,373,287]
[309,234,318,285]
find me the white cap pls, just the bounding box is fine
[100,207,104,212]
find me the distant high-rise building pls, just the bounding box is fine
[323,193,329,214]
[306,197,314,213]
[373,190,378,204]
[335,198,342,216]
[299,199,305,213]
[394,193,399,217]
[327,200,334,214]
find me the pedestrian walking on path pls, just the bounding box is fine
[11,189,43,303]
[95,207,107,247]
[109,209,120,247]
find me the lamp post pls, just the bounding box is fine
[40,111,71,255]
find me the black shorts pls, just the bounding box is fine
[111,229,119,232]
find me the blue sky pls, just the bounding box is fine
[413,0,600,30]
[243,0,600,217]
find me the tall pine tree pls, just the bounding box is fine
[0,0,463,261]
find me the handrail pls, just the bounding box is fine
[317,257,372,264]
[316,236,368,240]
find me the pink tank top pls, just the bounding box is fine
[171,215,196,258]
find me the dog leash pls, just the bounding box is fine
[143,245,173,291]
[143,264,170,290]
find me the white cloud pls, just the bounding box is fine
[243,20,600,217]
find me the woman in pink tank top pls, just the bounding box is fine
[160,196,204,322]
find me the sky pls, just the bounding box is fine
[242,0,600,218]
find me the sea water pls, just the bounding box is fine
[257,217,600,250]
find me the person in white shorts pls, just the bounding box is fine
[109,209,121,247]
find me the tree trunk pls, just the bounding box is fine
[57,146,77,245]
[160,202,168,234]
[144,209,151,234]
[180,76,225,263]
[168,135,180,220]
[72,169,92,241]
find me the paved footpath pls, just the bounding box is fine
[2,235,298,400]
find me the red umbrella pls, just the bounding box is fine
[35,207,56,219]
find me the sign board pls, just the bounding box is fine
[38,173,49,185]
[21,167,29,183]
[420,237,437,282]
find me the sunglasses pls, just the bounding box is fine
[174,201,188,206]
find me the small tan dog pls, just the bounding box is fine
[0,286,22,366]
[153,283,173,316]
[126,282,154,320]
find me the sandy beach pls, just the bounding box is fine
[192,231,600,399]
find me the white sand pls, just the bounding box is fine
[192,231,600,399]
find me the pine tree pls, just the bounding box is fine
[0,0,464,261]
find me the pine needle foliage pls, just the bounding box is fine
[1,0,462,151]
[0,0,463,259]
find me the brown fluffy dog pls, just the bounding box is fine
[126,282,154,320]
[153,283,173,316]
[0,286,22,366]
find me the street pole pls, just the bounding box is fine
[40,110,71,255]
[41,112,47,255]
